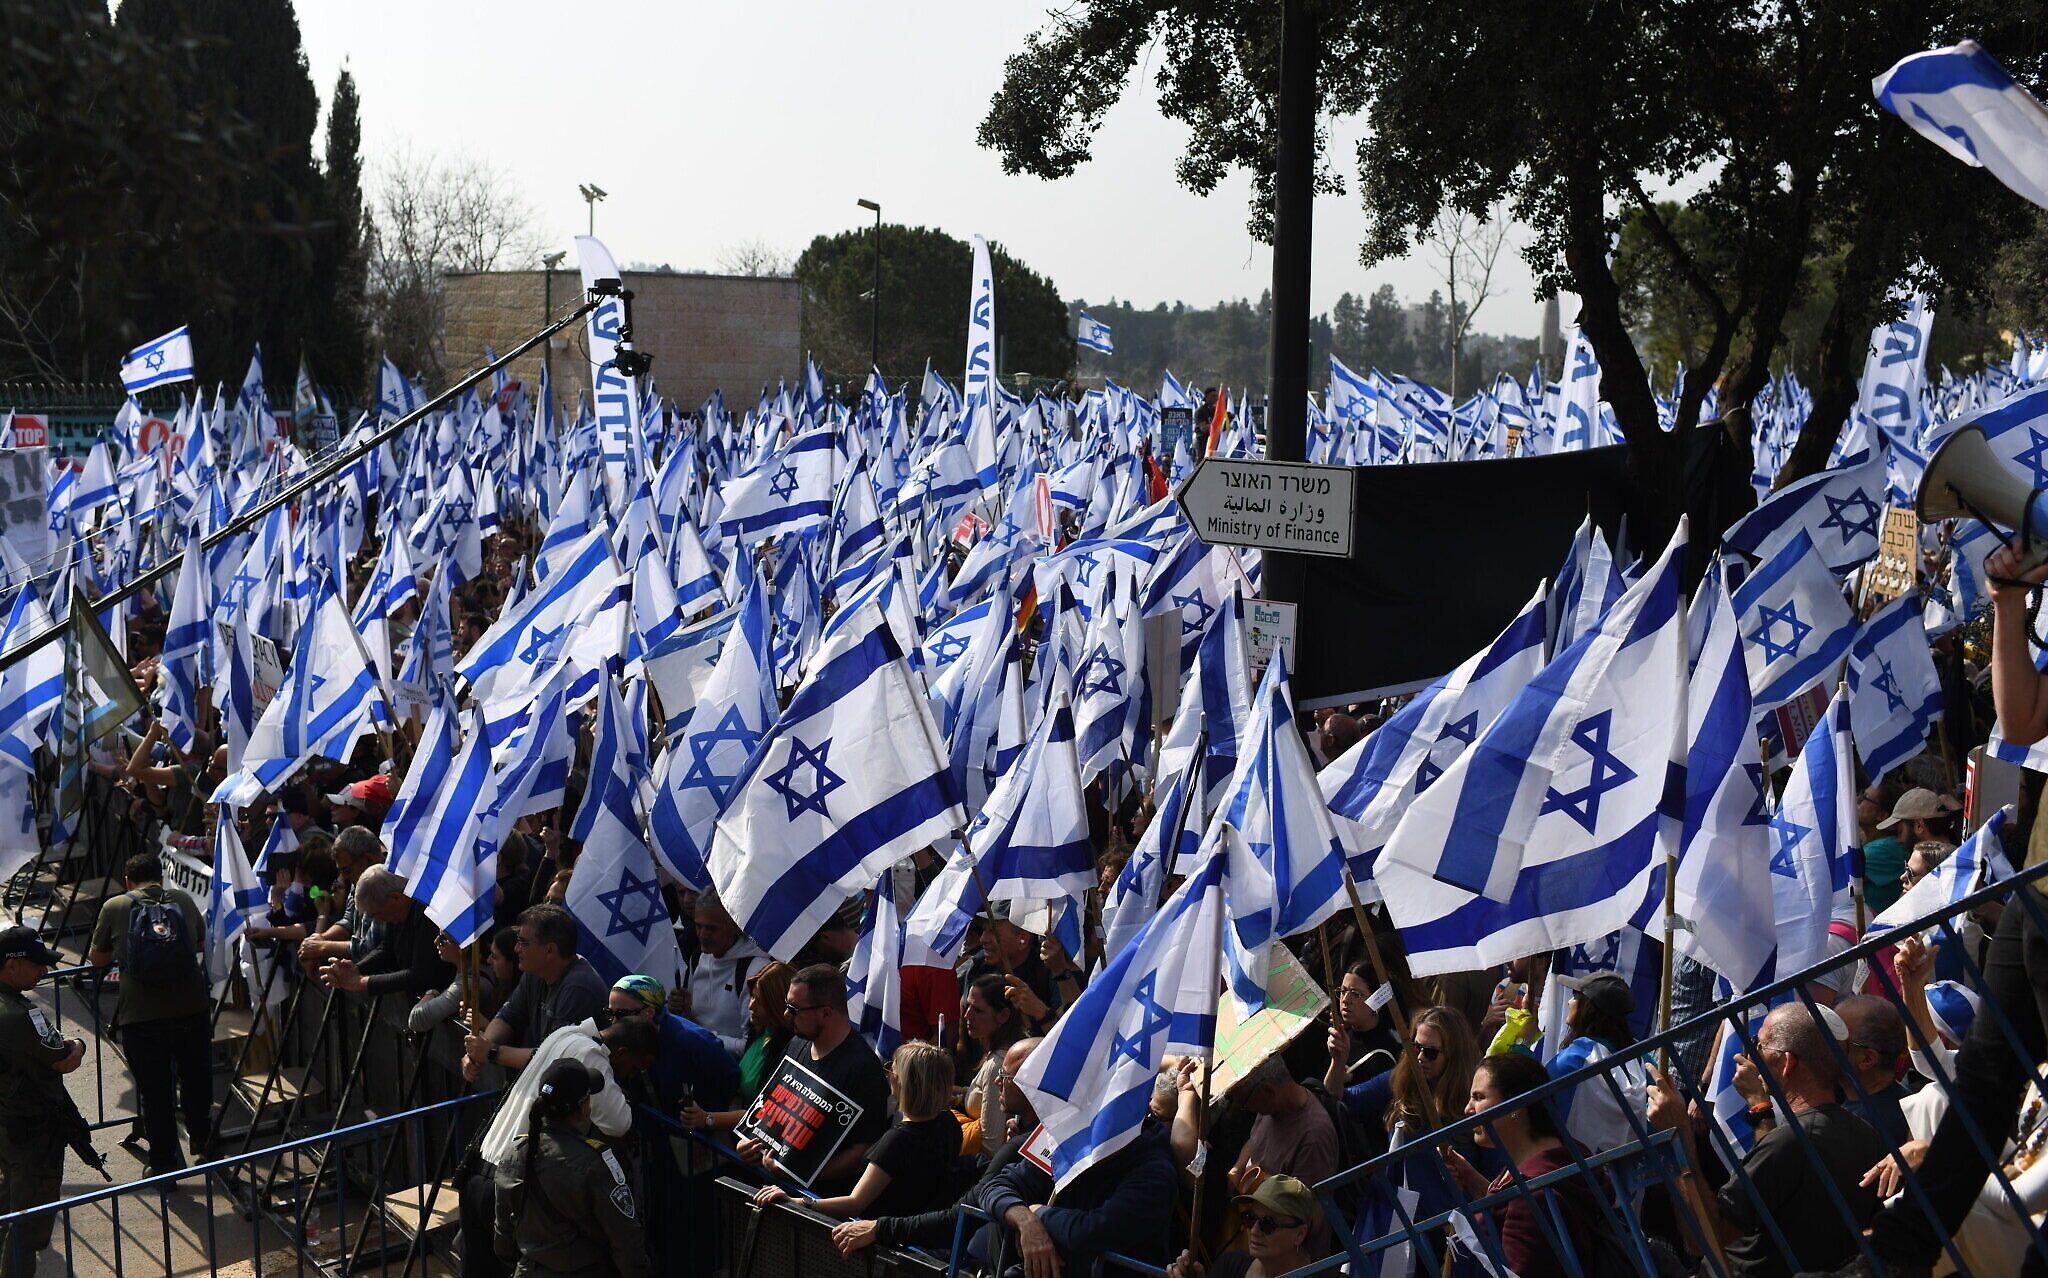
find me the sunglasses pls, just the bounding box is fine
[1242,1212,1304,1234]
[784,1002,823,1018]
[1411,1043,1443,1062]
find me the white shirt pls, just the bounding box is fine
[688,937,764,1057]
[479,1020,631,1169]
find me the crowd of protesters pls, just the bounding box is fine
[11,503,2037,1278]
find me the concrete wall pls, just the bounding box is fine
[441,269,803,410]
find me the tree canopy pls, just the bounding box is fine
[980,0,2048,534]
[794,225,1073,386]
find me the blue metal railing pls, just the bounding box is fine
[1310,855,2048,1278]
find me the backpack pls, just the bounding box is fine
[125,892,197,985]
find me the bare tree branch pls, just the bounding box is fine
[1425,203,1509,396]
[717,239,792,277]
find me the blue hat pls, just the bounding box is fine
[1925,980,1981,1047]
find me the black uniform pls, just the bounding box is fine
[494,1122,647,1278]
[0,985,74,1276]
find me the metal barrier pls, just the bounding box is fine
[1313,857,2048,1278]
[0,1088,495,1278]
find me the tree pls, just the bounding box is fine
[118,0,328,383]
[0,0,257,380]
[1425,203,1508,397]
[366,150,544,385]
[1329,292,1366,369]
[306,66,371,400]
[979,0,2048,542]
[1360,284,1413,374]
[793,225,1072,384]
[717,239,792,277]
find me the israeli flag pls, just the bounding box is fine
[1875,41,2048,210]
[1380,523,1687,905]
[1015,849,1225,1189]
[1856,296,1933,456]
[717,428,840,543]
[1869,807,2015,937]
[1769,689,1856,976]
[1322,585,1548,859]
[648,576,775,890]
[845,873,906,1059]
[413,706,498,943]
[1670,571,1776,994]
[457,526,626,704]
[567,676,684,987]
[1728,530,1856,713]
[1846,592,1943,782]
[1722,451,1887,575]
[707,591,965,962]
[1076,312,1114,355]
[204,804,267,995]
[119,326,196,394]
[214,584,386,805]
[383,695,462,882]
[0,585,65,770]
[159,529,212,753]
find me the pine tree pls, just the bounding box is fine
[309,66,371,399]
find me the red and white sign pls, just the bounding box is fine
[951,511,991,547]
[136,415,175,455]
[1033,474,1055,546]
[7,413,47,448]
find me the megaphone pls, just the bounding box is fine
[1918,424,2048,578]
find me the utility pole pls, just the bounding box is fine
[1262,0,1315,611]
[857,198,882,373]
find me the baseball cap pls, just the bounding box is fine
[1557,971,1635,1020]
[1232,1174,1319,1226]
[1877,787,1960,829]
[325,776,395,812]
[0,926,61,967]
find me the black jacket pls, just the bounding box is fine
[977,1123,1177,1272]
[356,904,452,997]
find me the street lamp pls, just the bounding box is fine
[857,198,881,375]
[578,183,608,236]
[541,250,568,387]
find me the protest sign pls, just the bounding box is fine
[0,447,51,571]
[1207,942,1330,1097]
[1246,599,1297,684]
[736,1055,866,1186]
[1160,405,1197,460]
[218,622,286,714]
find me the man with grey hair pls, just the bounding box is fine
[1649,1002,1886,1276]
[316,867,450,998]
[1228,1054,1339,1251]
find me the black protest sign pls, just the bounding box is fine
[736,1055,865,1187]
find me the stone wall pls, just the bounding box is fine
[440,270,803,410]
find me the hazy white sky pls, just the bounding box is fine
[296,0,1549,337]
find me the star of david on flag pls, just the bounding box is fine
[1768,689,1856,977]
[566,673,684,987]
[708,592,964,962]
[1723,450,1888,574]
[1015,849,1228,1189]
[1377,520,1686,968]
[1846,591,1943,782]
[1727,529,1856,714]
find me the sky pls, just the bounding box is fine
[295,0,1549,338]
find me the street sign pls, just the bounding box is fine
[1175,457,1355,558]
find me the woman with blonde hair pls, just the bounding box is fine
[752,1039,962,1218]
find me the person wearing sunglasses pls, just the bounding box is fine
[736,964,891,1192]
[1166,1175,1319,1278]
[603,974,739,1114]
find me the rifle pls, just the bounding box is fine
[58,1088,110,1182]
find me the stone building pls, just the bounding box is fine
[440,268,803,410]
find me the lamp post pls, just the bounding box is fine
[541,250,568,388]
[857,198,881,375]
[578,183,608,237]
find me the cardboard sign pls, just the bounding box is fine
[217,621,286,714]
[1208,943,1330,1098]
[1861,506,1919,617]
[1246,599,1297,684]
[0,447,51,571]
[736,1055,866,1187]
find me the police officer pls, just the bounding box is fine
[494,1060,647,1278]
[0,926,86,1278]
